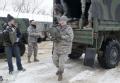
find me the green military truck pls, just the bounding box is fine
[0,17,29,57]
[36,21,52,41]
[54,0,120,69]
[0,17,52,58]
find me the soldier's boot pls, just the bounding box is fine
[56,66,59,75]
[34,49,39,62]
[28,56,31,63]
[34,56,39,62]
[56,71,59,75]
[58,71,63,81]
[34,59,39,62]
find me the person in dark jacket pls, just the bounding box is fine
[3,14,25,74]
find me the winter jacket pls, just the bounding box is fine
[27,26,39,43]
[53,25,74,55]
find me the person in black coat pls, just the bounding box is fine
[3,14,25,74]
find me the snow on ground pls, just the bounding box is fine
[0,41,120,83]
[69,70,94,83]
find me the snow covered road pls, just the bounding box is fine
[0,41,120,83]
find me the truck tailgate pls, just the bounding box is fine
[73,29,94,45]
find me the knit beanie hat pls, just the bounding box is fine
[7,14,14,22]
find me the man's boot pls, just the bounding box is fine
[58,71,63,81]
[28,56,31,63]
[18,68,26,72]
[9,70,13,75]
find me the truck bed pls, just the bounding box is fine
[73,29,93,45]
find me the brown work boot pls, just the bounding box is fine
[34,58,39,62]
[58,71,63,81]
[28,56,31,63]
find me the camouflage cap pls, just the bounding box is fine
[59,16,69,22]
[31,21,36,25]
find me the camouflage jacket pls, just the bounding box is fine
[27,26,39,43]
[53,25,74,55]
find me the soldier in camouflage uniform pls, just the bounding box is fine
[52,16,74,81]
[27,20,40,63]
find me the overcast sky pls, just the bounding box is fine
[0,0,53,15]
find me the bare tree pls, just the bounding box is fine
[12,0,53,16]
[37,9,46,14]
[12,0,25,12]
[15,0,25,16]
[3,0,7,11]
[0,0,7,11]
[50,8,53,17]
[12,0,45,14]
[21,2,31,13]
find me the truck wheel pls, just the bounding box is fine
[98,40,120,69]
[13,43,25,57]
[69,50,82,59]
[98,54,106,68]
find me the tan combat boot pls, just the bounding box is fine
[28,56,31,63]
[56,71,59,75]
[58,71,63,81]
[34,57,39,62]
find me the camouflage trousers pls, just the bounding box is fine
[52,52,68,73]
[28,42,38,58]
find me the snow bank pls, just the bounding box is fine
[98,68,120,83]
[69,70,94,83]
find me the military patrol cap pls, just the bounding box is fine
[31,21,36,25]
[59,16,69,22]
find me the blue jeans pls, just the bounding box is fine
[5,44,23,72]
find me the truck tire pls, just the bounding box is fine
[98,40,120,69]
[69,50,82,59]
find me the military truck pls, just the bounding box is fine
[36,21,52,41]
[0,17,29,57]
[54,0,120,69]
[0,17,52,58]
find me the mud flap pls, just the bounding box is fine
[84,48,96,67]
